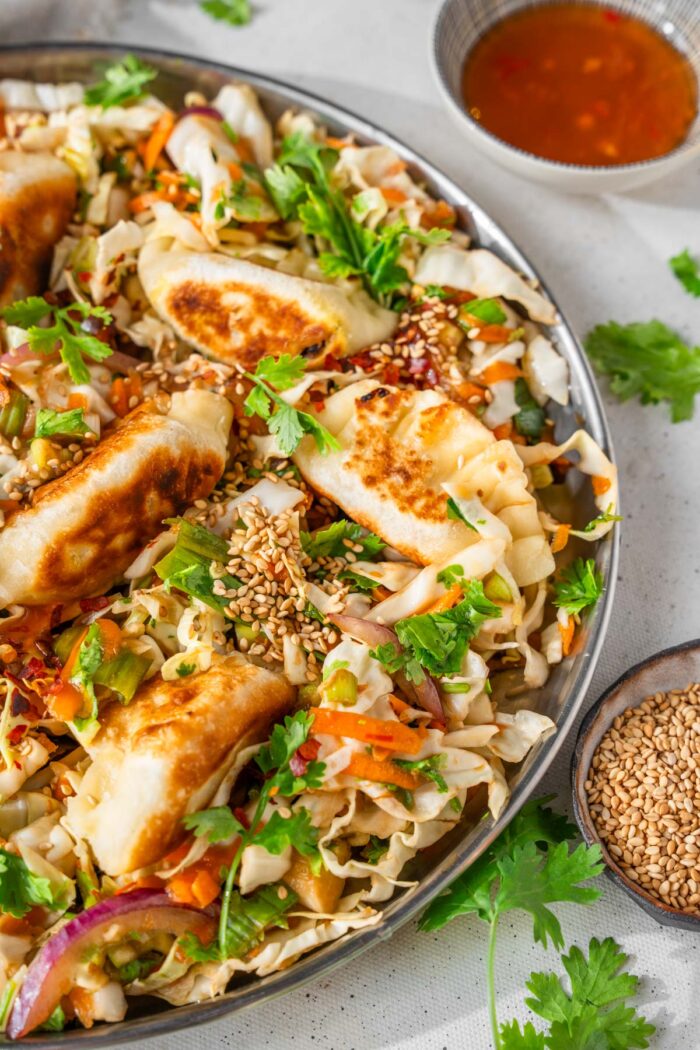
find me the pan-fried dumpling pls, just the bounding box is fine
[0,152,77,305]
[0,390,232,608]
[138,239,397,371]
[293,379,553,585]
[65,654,294,875]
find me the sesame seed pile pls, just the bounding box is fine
[586,683,700,915]
[214,493,345,679]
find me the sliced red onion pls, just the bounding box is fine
[6,890,217,1038]
[178,105,224,122]
[328,615,443,720]
[0,345,39,368]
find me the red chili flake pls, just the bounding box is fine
[233,806,250,830]
[308,389,326,408]
[298,738,321,762]
[347,351,375,373]
[79,596,111,613]
[382,363,401,385]
[322,353,343,372]
[8,725,27,746]
[17,658,46,681]
[77,272,92,283]
[603,8,622,22]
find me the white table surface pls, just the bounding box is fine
[6,1,700,1046]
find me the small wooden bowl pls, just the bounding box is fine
[571,639,700,932]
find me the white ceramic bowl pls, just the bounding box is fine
[431,0,700,193]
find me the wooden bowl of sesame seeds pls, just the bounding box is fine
[572,639,700,931]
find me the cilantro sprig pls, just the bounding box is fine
[500,938,655,1049]
[264,132,450,302]
[244,354,340,457]
[0,297,113,385]
[552,558,603,616]
[585,319,700,423]
[0,848,63,918]
[395,579,501,677]
[84,55,157,110]
[669,248,700,298]
[420,797,610,1049]
[183,711,325,961]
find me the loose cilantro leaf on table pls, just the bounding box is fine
[669,248,700,298]
[0,297,113,385]
[264,132,450,301]
[301,519,384,561]
[0,848,63,918]
[420,797,606,1050]
[35,408,92,439]
[585,319,700,423]
[84,55,157,109]
[395,580,500,677]
[552,558,603,616]
[200,0,252,26]
[244,354,339,457]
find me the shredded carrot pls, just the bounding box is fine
[371,746,392,762]
[423,199,456,228]
[345,752,418,790]
[423,583,463,614]
[592,475,612,496]
[558,616,575,656]
[129,189,168,214]
[325,136,348,150]
[478,361,523,385]
[551,524,571,553]
[380,186,408,204]
[309,707,426,755]
[475,323,517,344]
[457,380,487,403]
[388,694,412,718]
[235,136,255,164]
[492,421,513,441]
[387,159,407,175]
[109,374,142,417]
[227,160,244,181]
[67,392,89,410]
[143,110,176,174]
[168,868,219,909]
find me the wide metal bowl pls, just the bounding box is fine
[0,44,619,1046]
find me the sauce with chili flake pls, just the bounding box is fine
[461,3,697,166]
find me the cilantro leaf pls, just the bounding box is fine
[571,506,623,536]
[585,319,700,423]
[84,55,157,109]
[264,163,308,220]
[175,662,196,677]
[495,841,603,949]
[436,564,465,589]
[182,882,296,964]
[216,178,266,222]
[35,408,91,439]
[459,298,507,325]
[525,937,656,1049]
[514,378,546,440]
[244,356,339,457]
[0,297,113,385]
[361,835,389,865]
[252,354,307,390]
[419,795,577,932]
[254,808,320,865]
[500,1020,547,1050]
[182,806,243,844]
[200,0,251,25]
[669,248,700,298]
[256,712,325,796]
[552,558,603,616]
[369,641,425,685]
[339,569,378,593]
[0,848,61,917]
[395,753,448,792]
[301,520,384,561]
[395,580,500,676]
[40,1005,66,1032]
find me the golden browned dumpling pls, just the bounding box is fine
[138,240,397,371]
[0,151,77,305]
[65,654,294,875]
[0,390,233,608]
